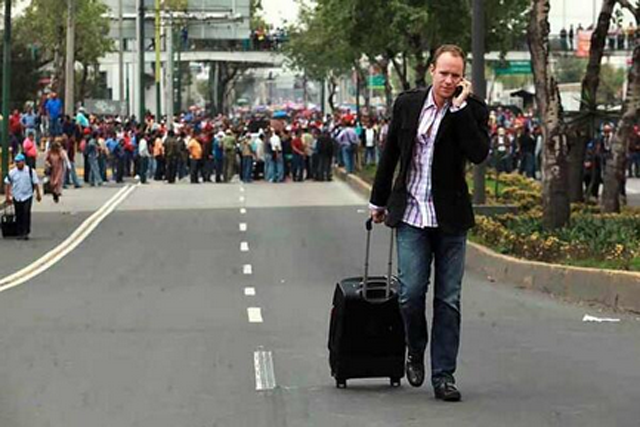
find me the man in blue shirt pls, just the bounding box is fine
[45,92,63,136]
[4,154,42,240]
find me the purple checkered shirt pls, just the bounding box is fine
[401,89,450,228]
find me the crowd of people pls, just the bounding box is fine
[559,22,638,51]
[3,91,639,217]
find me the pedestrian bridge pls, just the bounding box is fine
[99,50,286,67]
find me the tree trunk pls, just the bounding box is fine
[528,0,570,229]
[568,0,617,203]
[601,44,640,212]
[379,57,393,113]
[79,62,89,103]
[413,50,428,88]
[328,75,338,113]
[566,125,589,203]
[388,50,410,91]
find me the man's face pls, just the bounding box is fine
[16,160,25,170]
[430,52,465,102]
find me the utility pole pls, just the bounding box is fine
[165,12,174,128]
[137,0,146,123]
[472,0,487,204]
[154,0,161,121]
[64,0,76,116]
[118,0,125,115]
[1,0,12,182]
[176,26,182,114]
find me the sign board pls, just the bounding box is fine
[493,60,532,76]
[368,75,386,90]
[84,99,128,116]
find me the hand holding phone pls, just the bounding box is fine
[452,78,472,108]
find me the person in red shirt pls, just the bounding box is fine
[9,109,23,139]
[291,129,306,182]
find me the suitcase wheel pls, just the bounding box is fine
[390,378,401,388]
[336,379,347,389]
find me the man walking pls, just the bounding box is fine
[370,45,490,402]
[4,154,42,240]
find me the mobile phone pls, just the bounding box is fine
[453,84,464,98]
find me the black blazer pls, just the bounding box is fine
[370,87,491,232]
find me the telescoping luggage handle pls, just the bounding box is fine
[361,217,394,302]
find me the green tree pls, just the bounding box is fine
[284,1,357,111]
[14,0,113,101]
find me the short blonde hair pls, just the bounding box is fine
[431,44,467,71]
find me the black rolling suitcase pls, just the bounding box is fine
[1,205,19,238]
[328,218,406,388]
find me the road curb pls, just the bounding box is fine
[334,166,640,313]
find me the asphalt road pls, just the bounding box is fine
[0,179,639,427]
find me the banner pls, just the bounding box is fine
[576,30,593,58]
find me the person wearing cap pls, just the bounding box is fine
[4,154,42,240]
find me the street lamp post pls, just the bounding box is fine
[2,0,12,183]
[472,0,487,205]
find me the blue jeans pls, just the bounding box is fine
[265,156,275,182]
[88,156,102,186]
[242,156,253,182]
[275,156,284,182]
[396,223,467,385]
[65,161,82,187]
[341,145,354,173]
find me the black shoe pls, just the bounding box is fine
[433,378,461,402]
[405,354,425,387]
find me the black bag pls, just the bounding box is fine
[328,218,405,388]
[1,205,19,238]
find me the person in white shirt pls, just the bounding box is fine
[137,132,151,184]
[4,153,42,240]
[364,123,378,166]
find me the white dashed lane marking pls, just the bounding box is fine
[240,196,245,202]
[240,208,247,214]
[241,242,250,252]
[239,223,247,232]
[243,264,253,275]
[248,307,263,323]
[245,287,256,296]
[254,349,276,391]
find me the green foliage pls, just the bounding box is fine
[471,172,640,271]
[15,0,114,69]
[283,0,531,89]
[283,1,356,81]
[555,57,588,84]
[597,63,627,106]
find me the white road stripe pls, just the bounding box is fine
[241,241,249,252]
[240,208,247,214]
[239,196,245,203]
[239,223,247,232]
[0,185,137,293]
[240,187,245,193]
[248,307,263,323]
[254,349,277,391]
[244,287,256,296]
[243,264,253,275]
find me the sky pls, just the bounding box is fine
[260,0,635,32]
